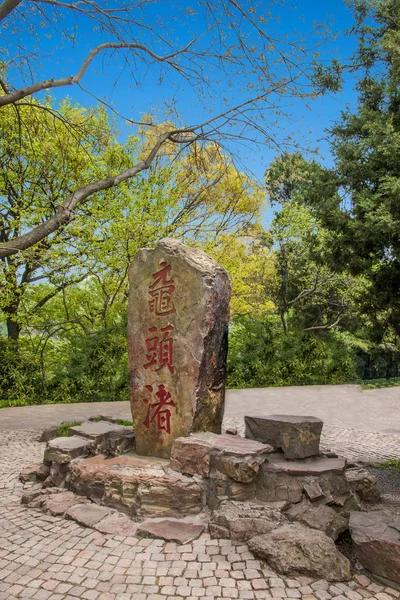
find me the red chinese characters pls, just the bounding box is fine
[143,384,176,434]
[148,261,176,316]
[143,324,175,374]
[142,260,177,434]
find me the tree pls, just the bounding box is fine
[0,0,340,259]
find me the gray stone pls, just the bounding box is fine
[263,452,346,476]
[69,421,135,457]
[210,500,286,541]
[256,470,304,504]
[137,520,204,544]
[19,462,49,483]
[345,467,380,503]
[205,473,256,509]
[39,425,59,442]
[128,238,231,458]
[248,524,351,581]
[349,511,400,585]
[285,499,348,540]
[44,436,94,465]
[245,414,323,459]
[65,503,111,527]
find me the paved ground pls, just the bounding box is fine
[1,384,400,461]
[1,428,400,600]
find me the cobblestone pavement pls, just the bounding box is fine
[1,430,400,600]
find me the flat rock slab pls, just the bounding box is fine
[248,524,351,581]
[69,453,204,519]
[264,452,346,476]
[170,433,272,482]
[44,436,94,464]
[245,414,323,459]
[128,238,231,458]
[69,421,132,440]
[65,503,111,527]
[43,492,88,516]
[94,513,138,536]
[137,520,204,544]
[349,511,400,585]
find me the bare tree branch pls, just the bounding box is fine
[0,0,22,22]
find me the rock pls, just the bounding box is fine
[248,524,351,581]
[170,435,213,477]
[39,425,59,442]
[94,513,138,536]
[21,488,59,507]
[43,491,88,516]
[285,500,348,540]
[303,479,325,501]
[257,471,303,504]
[245,415,323,459]
[68,421,135,457]
[170,432,271,482]
[128,238,231,458]
[65,504,111,527]
[349,511,400,586]
[210,500,287,541]
[69,453,204,519]
[137,520,204,544]
[345,468,380,503]
[205,473,256,509]
[19,462,49,483]
[263,452,346,476]
[44,436,94,465]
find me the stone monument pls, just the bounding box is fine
[127,238,231,458]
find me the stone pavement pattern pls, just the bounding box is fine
[1,429,400,600]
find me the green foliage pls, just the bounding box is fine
[373,459,400,474]
[55,422,82,437]
[115,419,133,427]
[227,315,359,388]
[361,377,400,389]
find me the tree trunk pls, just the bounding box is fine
[6,313,21,341]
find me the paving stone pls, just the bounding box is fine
[137,520,205,544]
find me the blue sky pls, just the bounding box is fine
[8,0,360,211]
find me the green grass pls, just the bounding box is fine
[115,418,133,427]
[55,421,82,437]
[371,459,400,474]
[361,377,400,390]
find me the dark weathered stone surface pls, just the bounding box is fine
[128,238,231,459]
[69,453,204,519]
[39,425,59,442]
[44,436,94,465]
[170,432,272,481]
[245,414,323,459]
[205,474,256,510]
[285,499,348,540]
[349,511,400,585]
[137,520,204,544]
[210,500,286,541]
[345,467,381,503]
[257,471,304,504]
[69,421,135,457]
[65,503,111,527]
[248,524,351,581]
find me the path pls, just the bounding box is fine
[0,429,398,600]
[1,384,400,461]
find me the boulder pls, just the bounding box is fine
[170,432,272,482]
[137,520,204,544]
[44,436,94,465]
[285,500,348,540]
[349,511,400,586]
[245,415,323,459]
[39,425,59,443]
[345,468,380,503]
[248,524,351,581]
[68,421,134,456]
[69,453,204,519]
[128,238,231,458]
[210,500,287,541]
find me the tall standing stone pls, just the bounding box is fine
[128,238,231,458]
